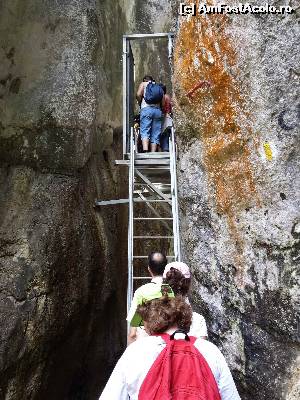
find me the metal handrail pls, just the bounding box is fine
[170,127,181,261]
[127,127,134,319]
[123,33,181,344]
[123,33,174,40]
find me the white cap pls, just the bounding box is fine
[163,262,191,279]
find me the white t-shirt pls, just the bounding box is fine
[99,333,241,400]
[190,311,208,337]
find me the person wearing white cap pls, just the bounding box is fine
[163,261,191,279]
[163,261,208,339]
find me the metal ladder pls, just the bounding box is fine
[95,33,178,333]
[127,127,181,314]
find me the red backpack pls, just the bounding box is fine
[138,330,221,400]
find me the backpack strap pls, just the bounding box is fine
[170,330,198,345]
[170,329,190,341]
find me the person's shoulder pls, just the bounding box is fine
[192,311,206,321]
[127,335,164,354]
[194,339,228,369]
[192,312,207,327]
[194,338,222,355]
[189,317,207,338]
[134,282,155,295]
[135,283,149,293]
[137,81,146,91]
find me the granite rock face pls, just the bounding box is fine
[0,0,176,398]
[174,1,300,399]
[128,0,175,89]
[0,1,128,399]
[1,0,299,399]
[0,156,127,400]
[0,0,127,170]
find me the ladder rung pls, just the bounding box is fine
[133,236,174,239]
[134,160,170,165]
[134,183,171,186]
[133,199,170,203]
[133,277,152,280]
[134,190,171,196]
[134,191,171,198]
[136,167,170,170]
[134,217,173,220]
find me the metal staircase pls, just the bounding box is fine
[95,32,180,327]
[127,127,181,312]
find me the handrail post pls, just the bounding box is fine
[168,34,173,62]
[170,128,181,261]
[122,37,127,158]
[127,127,135,334]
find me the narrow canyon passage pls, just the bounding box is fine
[0,1,299,400]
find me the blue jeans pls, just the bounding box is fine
[140,106,162,145]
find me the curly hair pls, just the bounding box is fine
[137,295,192,335]
[163,267,191,296]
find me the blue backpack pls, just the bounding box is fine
[144,82,164,104]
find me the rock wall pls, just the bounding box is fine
[174,1,299,399]
[1,0,299,399]
[0,0,177,398]
[0,1,129,399]
[128,0,175,92]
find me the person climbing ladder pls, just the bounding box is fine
[136,75,164,152]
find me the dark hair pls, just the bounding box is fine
[143,75,154,82]
[163,268,191,296]
[148,252,167,276]
[159,83,167,94]
[137,295,192,334]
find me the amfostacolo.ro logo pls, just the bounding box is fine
[179,2,295,15]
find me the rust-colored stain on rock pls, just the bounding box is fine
[174,0,258,280]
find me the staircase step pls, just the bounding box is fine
[135,152,170,159]
[135,159,170,166]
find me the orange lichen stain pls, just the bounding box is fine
[174,0,259,284]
